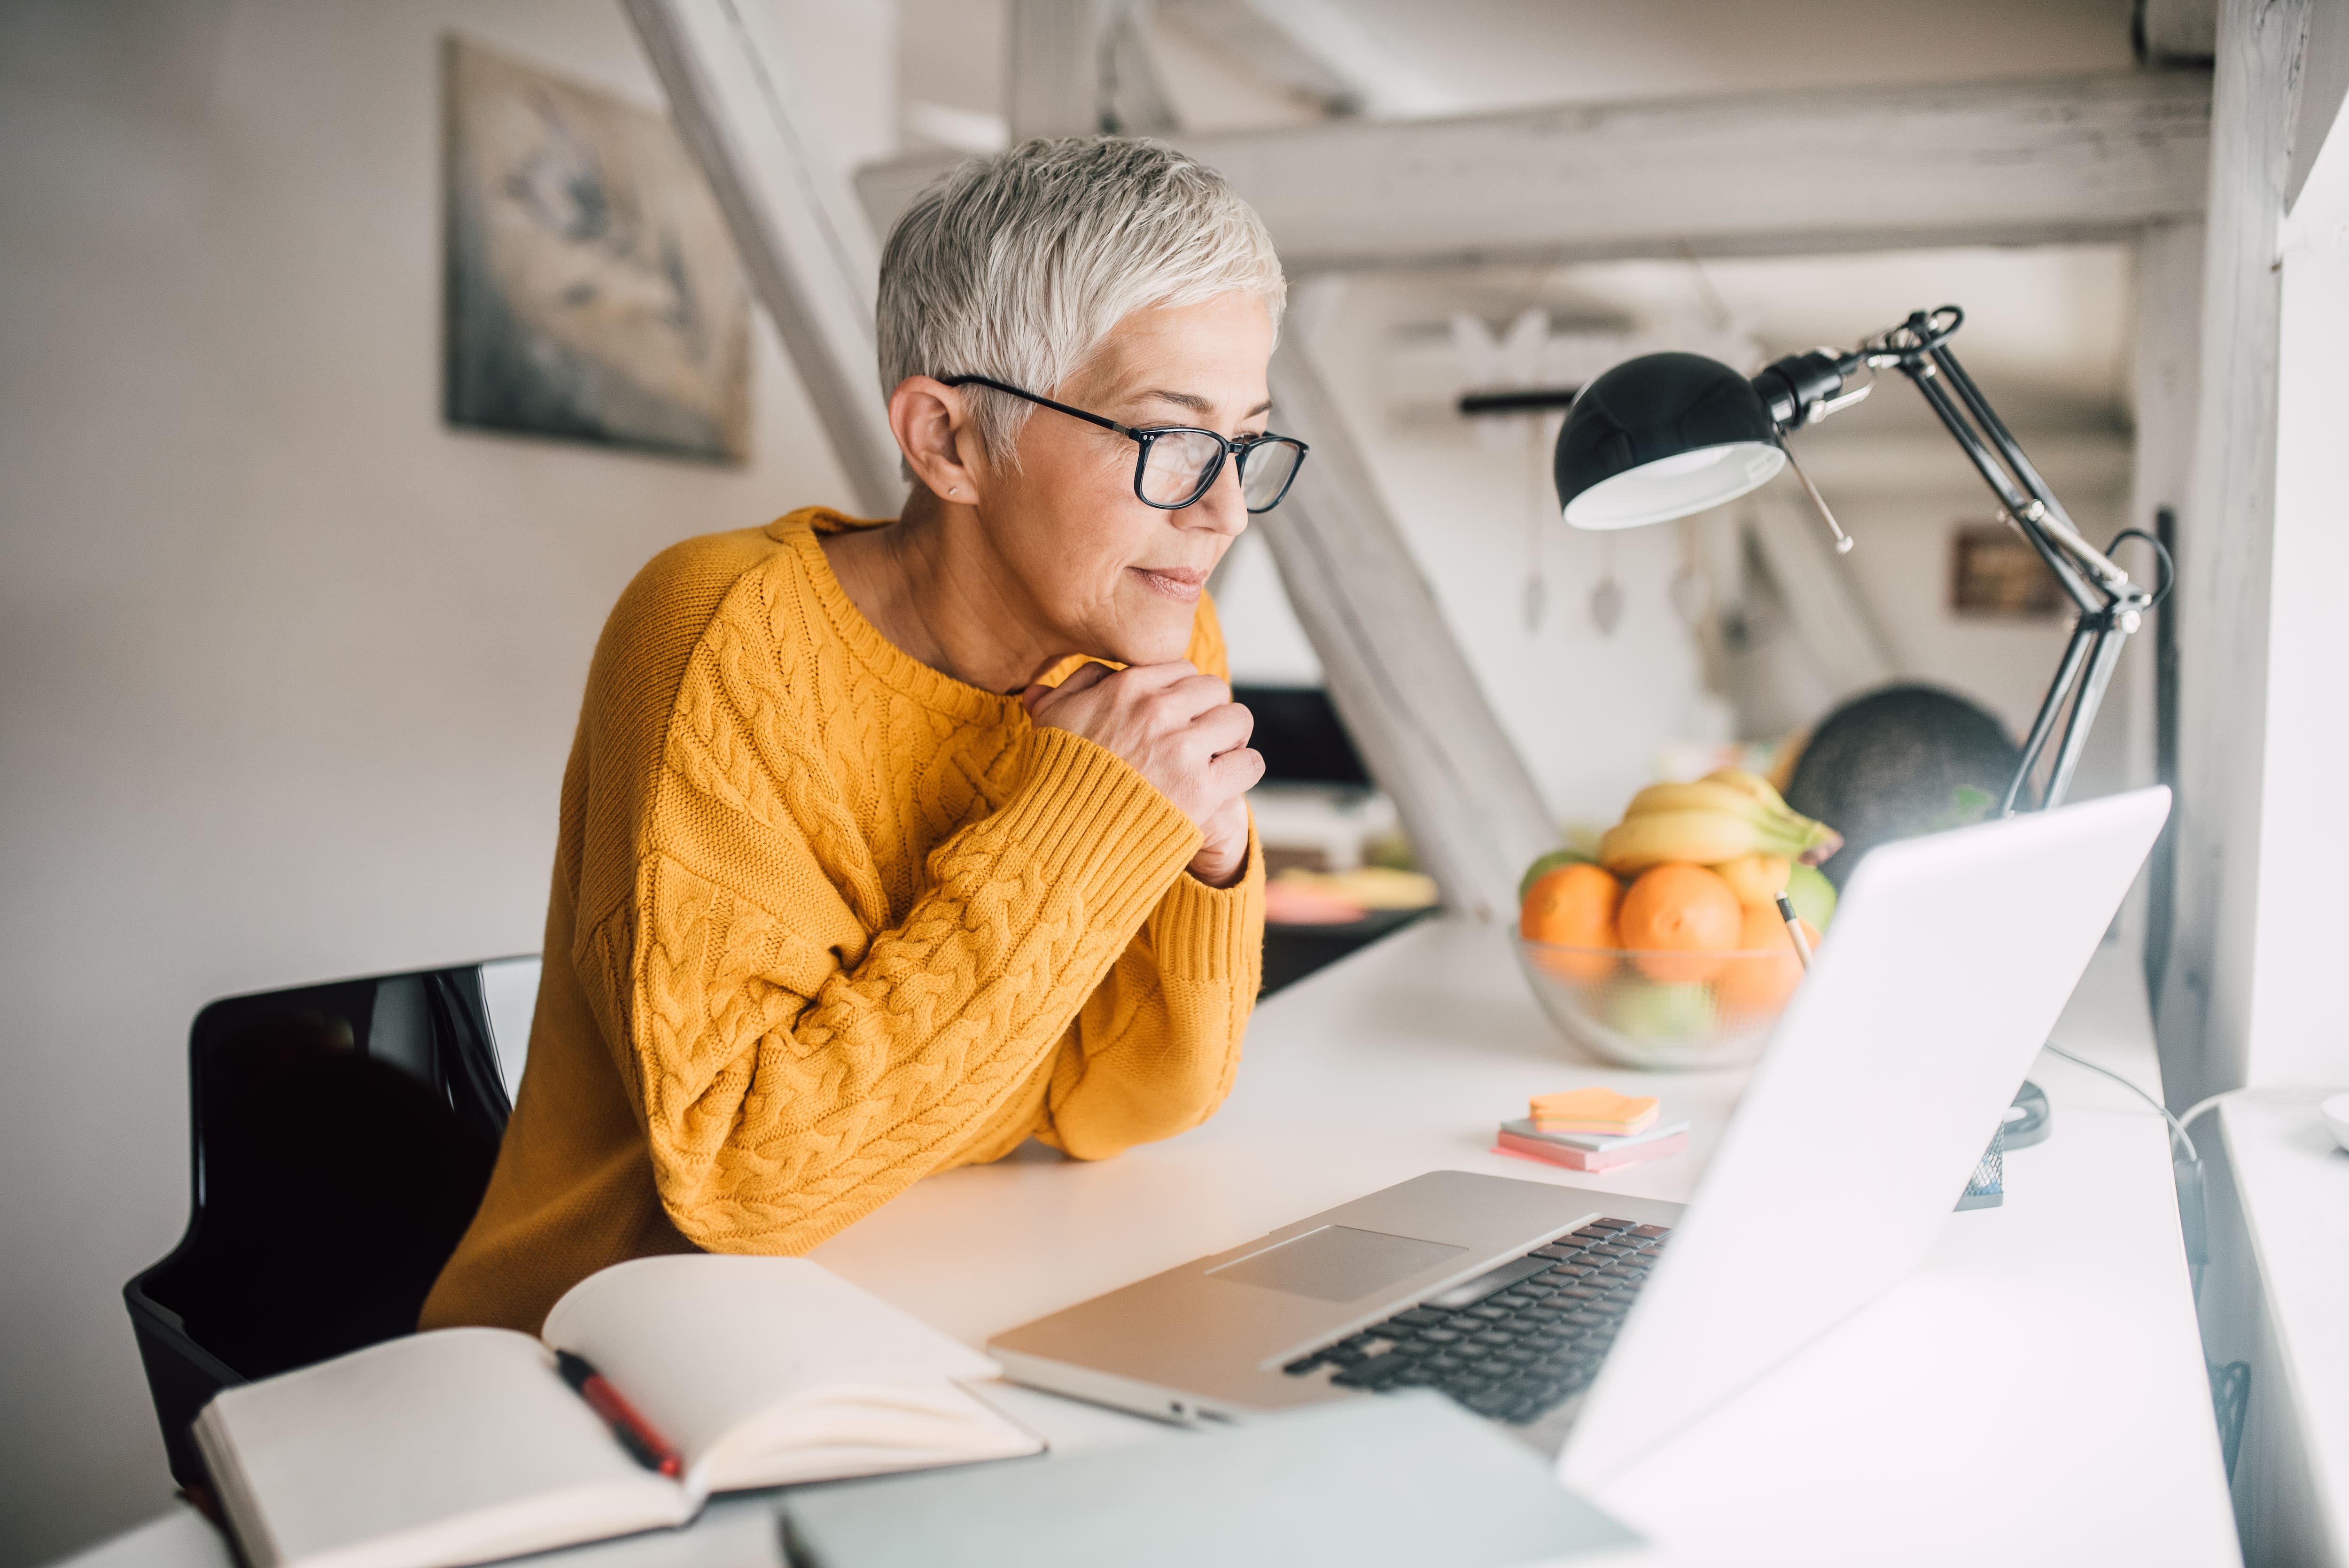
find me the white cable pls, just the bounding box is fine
[2038,1040,2197,1163]
[2177,1088,2251,1136]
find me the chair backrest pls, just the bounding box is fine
[124,956,541,1484]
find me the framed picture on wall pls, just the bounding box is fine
[443,35,752,463]
[1949,522,2063,618]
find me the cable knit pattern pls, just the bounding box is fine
[420,509,1263,1334]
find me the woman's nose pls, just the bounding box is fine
[1187,458,1249,536]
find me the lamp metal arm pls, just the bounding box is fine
[1755,305,2167,813]
[1897,357,2108,616]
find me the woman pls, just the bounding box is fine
[421,137,1297,1334]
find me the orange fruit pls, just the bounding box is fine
[1715,903,1821,1015]
[1618,863,1743,982]
[1521,862,1622,984]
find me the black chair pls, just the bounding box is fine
[124,958,536,1485]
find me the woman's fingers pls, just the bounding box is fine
[1024,657,1256,831]
[1186,790,1254,889]
[1162,671,1233,721]
[1206,744,1265,798]
[1189,701,1255,759]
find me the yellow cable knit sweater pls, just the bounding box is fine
[421,508,1265,1334]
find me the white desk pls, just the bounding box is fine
[64,917,2239,1567]
[810,916,2240,1566]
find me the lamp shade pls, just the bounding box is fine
[1554,351,1785,529]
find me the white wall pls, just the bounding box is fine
[0,2,879,1559]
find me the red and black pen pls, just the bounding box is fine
[554,1350,683,1478]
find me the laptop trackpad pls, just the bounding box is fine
[1207,1226,1467,1303]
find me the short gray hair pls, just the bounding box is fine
[878,137,1286,463]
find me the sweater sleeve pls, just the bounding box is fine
[1028,815,1265,1159]
[597,723,1204,1252]
[1016,588,1265,1158]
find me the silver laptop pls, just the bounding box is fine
[988,788,2171,1484]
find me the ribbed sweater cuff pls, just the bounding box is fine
[1150,815,1266,985]
[975,727,1203,938]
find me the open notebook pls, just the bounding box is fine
[194,1256,1042,1568]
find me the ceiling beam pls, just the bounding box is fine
[860,69,2213,272]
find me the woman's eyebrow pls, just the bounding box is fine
[1130,389,1276,421]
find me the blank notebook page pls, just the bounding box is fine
[208,1329,681,1568]
[541,1255,1004,1468]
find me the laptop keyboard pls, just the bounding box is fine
[1280,1216,1671,1426]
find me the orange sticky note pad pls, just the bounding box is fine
[1527,1087,1659,1135]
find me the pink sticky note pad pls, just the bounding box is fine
[1492,1129,1688,1172]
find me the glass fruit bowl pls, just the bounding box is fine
[1513,936,1805,1070]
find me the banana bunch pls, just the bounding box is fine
[1597,769,1843,877]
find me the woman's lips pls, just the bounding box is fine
[1131,565,1207,603]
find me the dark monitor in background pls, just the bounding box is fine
[1233,686,1372,788]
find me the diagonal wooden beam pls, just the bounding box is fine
[860,69,2213,272]
[1261,330,1560,921]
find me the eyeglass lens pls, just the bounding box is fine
[1138,430,1304,512]
[1238,439,1302,511]
[1137,430,1225,507]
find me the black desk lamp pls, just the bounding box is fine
[1552,306,2171,815]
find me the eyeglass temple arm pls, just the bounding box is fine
[938,375,1139,439]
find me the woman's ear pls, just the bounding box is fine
[887,376,985,503]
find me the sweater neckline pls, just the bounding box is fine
[773,509,1027,728]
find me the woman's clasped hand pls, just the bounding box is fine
[1023,660,1264,889]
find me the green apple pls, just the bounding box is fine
[1784,861,1838,931]
[1609,979,1716,1040]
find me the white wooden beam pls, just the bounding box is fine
[1260,323,1560,923]
[623,0,903,516]
[859,70,2213,272]
[2153,0,2309,1109]
[1008,0,1177,140]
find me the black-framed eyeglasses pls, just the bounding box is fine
[941,374,1309,514]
